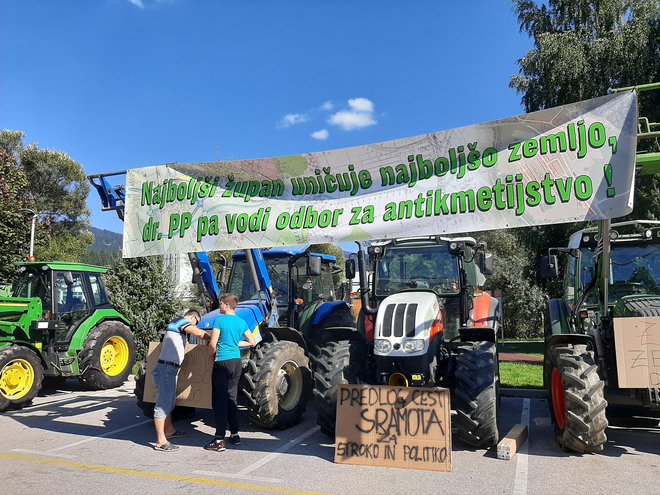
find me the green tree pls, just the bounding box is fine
[0,135,34,283]
[0,130,94,264]
[476,230,547,338]
[104,255,184,361]
[510,0,660,220]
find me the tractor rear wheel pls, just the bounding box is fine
[547,344,607,453]
[0,346,44,412]
[454,341,500,448]
[241,341,311,429]
[79,321,136,390]
[134,361,195,420]
[310,338,366,437]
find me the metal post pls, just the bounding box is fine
[20,209,38,259]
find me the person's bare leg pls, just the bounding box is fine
[164,415,176,437]
[154,418,168,447]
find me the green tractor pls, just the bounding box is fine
[540,83,660,453]
[0,261,135,412]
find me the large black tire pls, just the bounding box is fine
[454,341,500,448]
[134,361,195,420]
[547,344,608,453]
[79,320,136,390]
[310,338,366,437]
[0,346,44,412]
[241,341,312,429]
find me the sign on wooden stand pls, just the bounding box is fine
[614,316,660,388]
[334,384,451,472]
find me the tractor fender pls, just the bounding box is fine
[458,326,497,343]
[68,309,132,354]
[0,340,47,368]
[544,298,573,339]
[267,326,308,354]
[467,291,500,332]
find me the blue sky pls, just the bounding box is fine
[1,0,532,235]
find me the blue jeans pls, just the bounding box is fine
[152,362,178,420]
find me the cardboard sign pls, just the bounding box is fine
[334,384,451,472]
[614,316,660,388]
[143,342,214,409]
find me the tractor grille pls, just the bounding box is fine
[381,303,417,338]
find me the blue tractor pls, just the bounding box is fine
[88,171,349,428]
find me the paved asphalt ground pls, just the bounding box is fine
[1,379,658,495]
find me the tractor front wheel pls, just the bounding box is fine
[241,341,312,429]
[546,344,607,453]
[79,321,136,390]
[0,346,44,412]
[310,337,366,437]
[454,341,500,448]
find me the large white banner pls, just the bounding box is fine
[123,92,638,258]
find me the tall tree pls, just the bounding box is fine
[0,130,93,263]
[511,0,660,222]
[0,133,34,282]
[104,255,184,360]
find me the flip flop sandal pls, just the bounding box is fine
[167,431,187,439]
[154,442,179,452]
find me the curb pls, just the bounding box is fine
[501,388,546,399]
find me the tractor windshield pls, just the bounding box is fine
[609,243,660,301]
[228,256,290,303]
[12,269,52,310]
[375,243,460,296]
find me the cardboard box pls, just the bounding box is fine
[614,316,660,389]
[334,384,451,472]
[143,342,214,409]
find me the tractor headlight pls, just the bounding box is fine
[374,339,392,354]
[403,339,425,353]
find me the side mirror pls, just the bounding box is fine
[308,256,322,276]
[540,255,560,279]
[480,252,494,276]
[345,259,356,280]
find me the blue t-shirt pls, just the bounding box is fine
[213,314,250,361]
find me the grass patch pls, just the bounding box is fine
[499,340,545,356]
[500,362,544,389]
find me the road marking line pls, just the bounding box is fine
[11,449,77,459]
[194,470,283,484]
[0,452,328,495]
[513,398,530,495]
[238,426,320,476]
[48,419,152,452]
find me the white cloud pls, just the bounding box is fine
[320,101,333,111]
[129,0,145,7]
[328,98,377,130]
[311,129,329,140]
[348,98,374,113]
[279,113,309,128]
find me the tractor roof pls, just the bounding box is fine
[233,248,337,262]
[15,261,109,273]
[371,235,478,248]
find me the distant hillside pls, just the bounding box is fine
[90,227,122,253]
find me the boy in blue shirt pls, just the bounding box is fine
[205,293,254,452]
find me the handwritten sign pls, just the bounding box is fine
[614,316,660,388]
[143,342,213,408]
[334,384,451,472]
